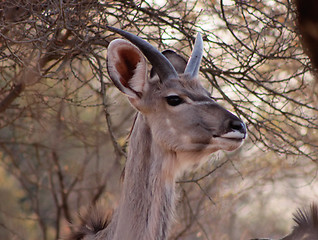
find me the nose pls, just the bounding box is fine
[229,119,246,135]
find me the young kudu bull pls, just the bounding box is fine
[70,27,246,240]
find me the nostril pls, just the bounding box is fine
[229,120,246,134]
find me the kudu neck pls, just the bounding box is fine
[112,113,177,240]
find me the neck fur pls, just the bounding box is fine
[111,113,177,240]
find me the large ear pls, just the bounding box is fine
[107,39,147,100]
[150,50,187,78]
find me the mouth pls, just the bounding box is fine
[211,131,246,152]
[214,131,246,141]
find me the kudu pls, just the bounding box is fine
[70,27,246,240]
[252,203,318,240]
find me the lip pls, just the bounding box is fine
[215,131,247,141]
[218,137,245,142]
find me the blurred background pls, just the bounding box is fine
[0,0,317,239]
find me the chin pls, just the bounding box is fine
[210,137,245,152]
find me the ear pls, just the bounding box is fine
[107,39,147,100]
[150,50,187,78]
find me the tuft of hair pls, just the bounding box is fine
[293,203,318,229]
[68,205,113,240]
[250,203,318,240]
[284,203,318,240]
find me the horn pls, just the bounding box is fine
[107,26,178,81]
[184,33,203,78]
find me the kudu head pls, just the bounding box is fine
[106,27,246,167]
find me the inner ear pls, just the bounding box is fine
[116,48,142,88]
[107,39,147,98]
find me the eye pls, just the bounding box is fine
[165,95,184,106]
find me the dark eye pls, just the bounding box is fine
[165,95,184,106]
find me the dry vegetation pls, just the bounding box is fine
[0,0,318,239]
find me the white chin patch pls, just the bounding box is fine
[211,130,246,152]
[220,131,246,140]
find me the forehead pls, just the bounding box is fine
[148,75,210,99]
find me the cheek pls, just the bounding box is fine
[164,119,195,144]
[152,126,182,149]
[151,123,212,153]
[149,117,186,149]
